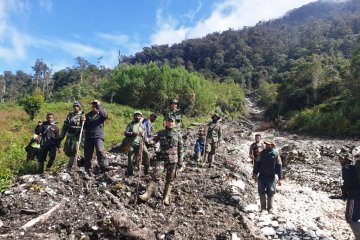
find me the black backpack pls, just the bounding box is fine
[342,164,359,190]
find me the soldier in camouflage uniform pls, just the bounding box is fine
[163,98,182,129]
[124,111,150,176]
[139,116,184,205]
[203,113,222,168]
[59,101,85,173]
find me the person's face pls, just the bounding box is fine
[73,105,81,112]
[47,115,54,123]
[265,143,272,150]
[255,135,261,143]
[212,116,219,122]
[38,121,42,126]
[170,103,177,110]
[150,116,157,122]
[134,114,142,122]
[166,120,175,129]
[92,103,98,111]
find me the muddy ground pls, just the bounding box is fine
[0,99,357,240]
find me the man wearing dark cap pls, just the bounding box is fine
[252,140,283,213]
[83,100,109,175]
[203,113,222,168]
[124,111,150,176]
[139,116,184,205]
[36,113,60,175]
[59,101,85,173]
[163,98,182,129]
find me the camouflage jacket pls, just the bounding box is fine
[60,111,84,139]
[154,128,184,164]
[206,121,222,143]
[163,109,182,126]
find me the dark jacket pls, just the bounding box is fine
[40,121,60,148]
[253,148,282,179]
[84,106,107,139]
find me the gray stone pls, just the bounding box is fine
[261,227,276,236]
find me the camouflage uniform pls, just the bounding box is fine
[204,118,222,167]
[139,117,184,205]
[59,110,84,172]
[124,119,149,175]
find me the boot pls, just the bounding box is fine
[144,164,149,175]
[267,195,274,213]
[260,194,267,211]
[66,157,75,173]
[139,181,157,202]
[208,154,215,168]
[196,152,201,161]
[202,153,208,167]
[163,183,173,205]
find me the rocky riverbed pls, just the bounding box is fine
[0,99,357,239]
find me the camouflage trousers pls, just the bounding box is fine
[152,161,177,185]
[206,142,218,155]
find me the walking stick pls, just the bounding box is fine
[202,126,208,167]
[134,134,144,204]
[72,120,85,175]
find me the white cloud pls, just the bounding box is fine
[39,0,53,12]
[151,0,318,45]
[96,32,143,55]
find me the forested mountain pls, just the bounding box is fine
[122,0,360,88]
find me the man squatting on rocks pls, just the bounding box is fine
[59,101,85,173]
[340,151,360,238]
[249,134,264,165]
[36,113,60,175]
[124,111,150,176]
[83,100,110,175]
[203,113,222,168]
[139,116,184,205]
[252,140,283,213]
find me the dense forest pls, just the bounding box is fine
[1,0,360,134]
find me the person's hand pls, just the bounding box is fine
[81,116,86,121]
[57,148,61,153]
[278,180,282,186]
[252,175,257,182]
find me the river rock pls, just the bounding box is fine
[261,227,276,236]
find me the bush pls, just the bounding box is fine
[19,94,44,121]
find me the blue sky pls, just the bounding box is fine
[0,0,318,74]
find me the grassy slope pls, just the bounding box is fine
[0,101,208,191]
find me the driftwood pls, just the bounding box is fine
[20,209,38,215]
[21,201,64,230]
[111,213,156,240]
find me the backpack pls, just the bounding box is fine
[342,164,359,191]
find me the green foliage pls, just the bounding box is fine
[19,93,45,121]
[212,82,246,117]
[103,63,244,117]
[257,82,279,107]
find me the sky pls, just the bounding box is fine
[0,0,320,74]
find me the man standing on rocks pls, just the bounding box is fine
[341,151,360,239]
[139,116,184,205]
[36,113,60,176]
[142,113,157,146]
[59,101,85,173]
[252,140,283,213]
[163,99,182,129]
[203,113,222,168]
[124,111,150,176]
[83,100,109,175]
[249,134,264,165]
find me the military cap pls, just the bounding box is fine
[134,111,143,116]
[212,113,220,118]
[166,116,176,121]
[169,98,178,104]
[264,140,276,147]
[73,101,82,108]
[92,99,101,105]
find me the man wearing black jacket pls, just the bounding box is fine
[37,113,60,175]
[252,140,283,213]
[83,100,109,174]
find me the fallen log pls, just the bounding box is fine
[21,201,64,230]
[111,213,156,240]
[102,189,125,211]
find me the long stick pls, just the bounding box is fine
[134,136,144,204]
[72,120,85,174]
[202,126,208,166]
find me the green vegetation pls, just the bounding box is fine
[19,93,44,121]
